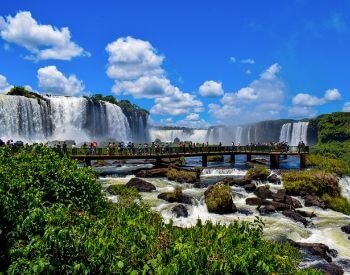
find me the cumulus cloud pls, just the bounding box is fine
[0,11,88,60]
[106,36,202,116]
[37,66,85,96]
[199,80,224,97]
[240,58,255,64]
[0,74,13,93]
[292,88,342,107]
[343,102,350,112]
[209,63,285,124]
[229,56,236,63]
[288,106,317,118]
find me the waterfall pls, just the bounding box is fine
[0,94,136,143]
[149,128,208,143]
[279,122,309,146]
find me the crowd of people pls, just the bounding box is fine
[0,138,308,155]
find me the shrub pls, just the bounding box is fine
[321,194,350,215]
[106,184,140,200]
[246,165,270,181]
[306,154,350,176]
[166,168,197,183]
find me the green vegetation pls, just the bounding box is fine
[166,168,197,183]
[314,112,350,143]
[162,156,186,166]
[0,146,320,274]
[246,165,270,180]
[106,184,140,200]
[310,141,350,169]
[6,86,45,100]
[306,154,350,176]
[205,183,235,214]
[208,155,224,162]
[321,194,350,215]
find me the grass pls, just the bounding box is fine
[166,168,197,183]
[321,194,350,215]
[246,165,270,180]
[106,184,140,200]
[306,154,350,176]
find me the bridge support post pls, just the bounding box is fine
[270,154,280,169]
[300,153,306,168]
[230,154,235,163]
[283,154,288,160]
[155,157,162,168]
[84,157,92,166]
[246,154,252,162]
[202,155,208,167]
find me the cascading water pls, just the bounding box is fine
[149,128,208,143]
[0,94,137,143]
[279,122,309,146]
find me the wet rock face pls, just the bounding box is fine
[245,197,262,206]
[288,240,337,263]
[126,178,156,192]
[172,204,188,218]
[267,174,281,184]
[254,186,273,199]
[296,210,317,218]
[304,195,328,209]
[204,183,237,214]
[258,205,276,215]
[135,168,168,178]
[341,224,350,234]
[282,210,309,227]
[244,183,257,192]
[158,192,193,205]
[311,263,344,275]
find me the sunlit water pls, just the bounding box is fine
[97,157,350,272]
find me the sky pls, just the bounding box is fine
[0,0,349,128]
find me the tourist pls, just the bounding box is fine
[62,141,67,155]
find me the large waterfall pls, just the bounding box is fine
[0,94,147,143]
[279,122,309,146]
[149,128,208,143]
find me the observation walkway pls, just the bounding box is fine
[71,145,309,169]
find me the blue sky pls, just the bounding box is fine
[0,0,349,127]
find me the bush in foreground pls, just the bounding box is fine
[0,146,319,274]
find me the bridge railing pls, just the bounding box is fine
[67,145,309,156]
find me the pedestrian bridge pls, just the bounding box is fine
[71,145,309,169]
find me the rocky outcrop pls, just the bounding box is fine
[311,263,344,275]
[296,210,317,218]
[288,240,337,263]
[245,197,262,206]
[304,195,328,209]
[158,192,193,205]
[204,183,237,214]
[258,205,276,215]
[244,183,257,192]
[282,210,309,227]
[254,186,273,199]
[267,174,281,184]
[135,168,168,178]
[126,178,156,192]
[172,204,189,218]
[341,224,350,234]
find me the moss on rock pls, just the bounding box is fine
[204,183,236,214]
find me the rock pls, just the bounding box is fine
[267,174,281,184]
[93,159,109,167]
[246,197,262,206]
[272,189,286,202]
[296,210,317,218]
[158,192,193,205]
[263,200,291,211]
[135,168,168,178]
[204,183,237,214]
[341,224,350,234]
[244,183,257,192]
[254,186,273,199]
[126,178,156,192]
[171,204,188,218]
[237,209,254,215]
[311,263,344,275]
[259,205,276,215]
[246,166,270,181]
[304,195,328,209]
[282,210,309,227]
[288,240,337,263]
[222,177,251,186]
[284,195,302,209]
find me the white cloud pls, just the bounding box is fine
[292,93,325,106]
[106,36,203,116]
[229,56,236,63]
[0,11,88,60]
[37,66,85,96]
[199,80,224,97]
[324,88,341,101]
[288,106,317,118]
[241,58,255,64]
[209,63,285,124]
[185,113,200,121]
[245,69,252,75]
[343,102,350,112]
[0,74,13,93]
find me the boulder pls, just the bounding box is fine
[204,183,237,214]
[284,195,302,209]
[288,240,337,263]
[135,168,168,178]
[311,263,344,275]
[262,200,291,211]
[282,210,309,227]
[222,177,251,186]
[158,192,193,205]
[272,189,286,202]
[296,210,317,218]
[246,166,270,181]
[245,197,262,206]
[259,205,276,215]
[172,204,188,218]
[244,183,257,192]
[126,178,156,192]
[254,186,273,199]
[267,174,281,184]
[272,189,302,209]
[304,195,328,209]
[341,224,350,234]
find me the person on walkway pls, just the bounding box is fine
[62,141,67,155]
